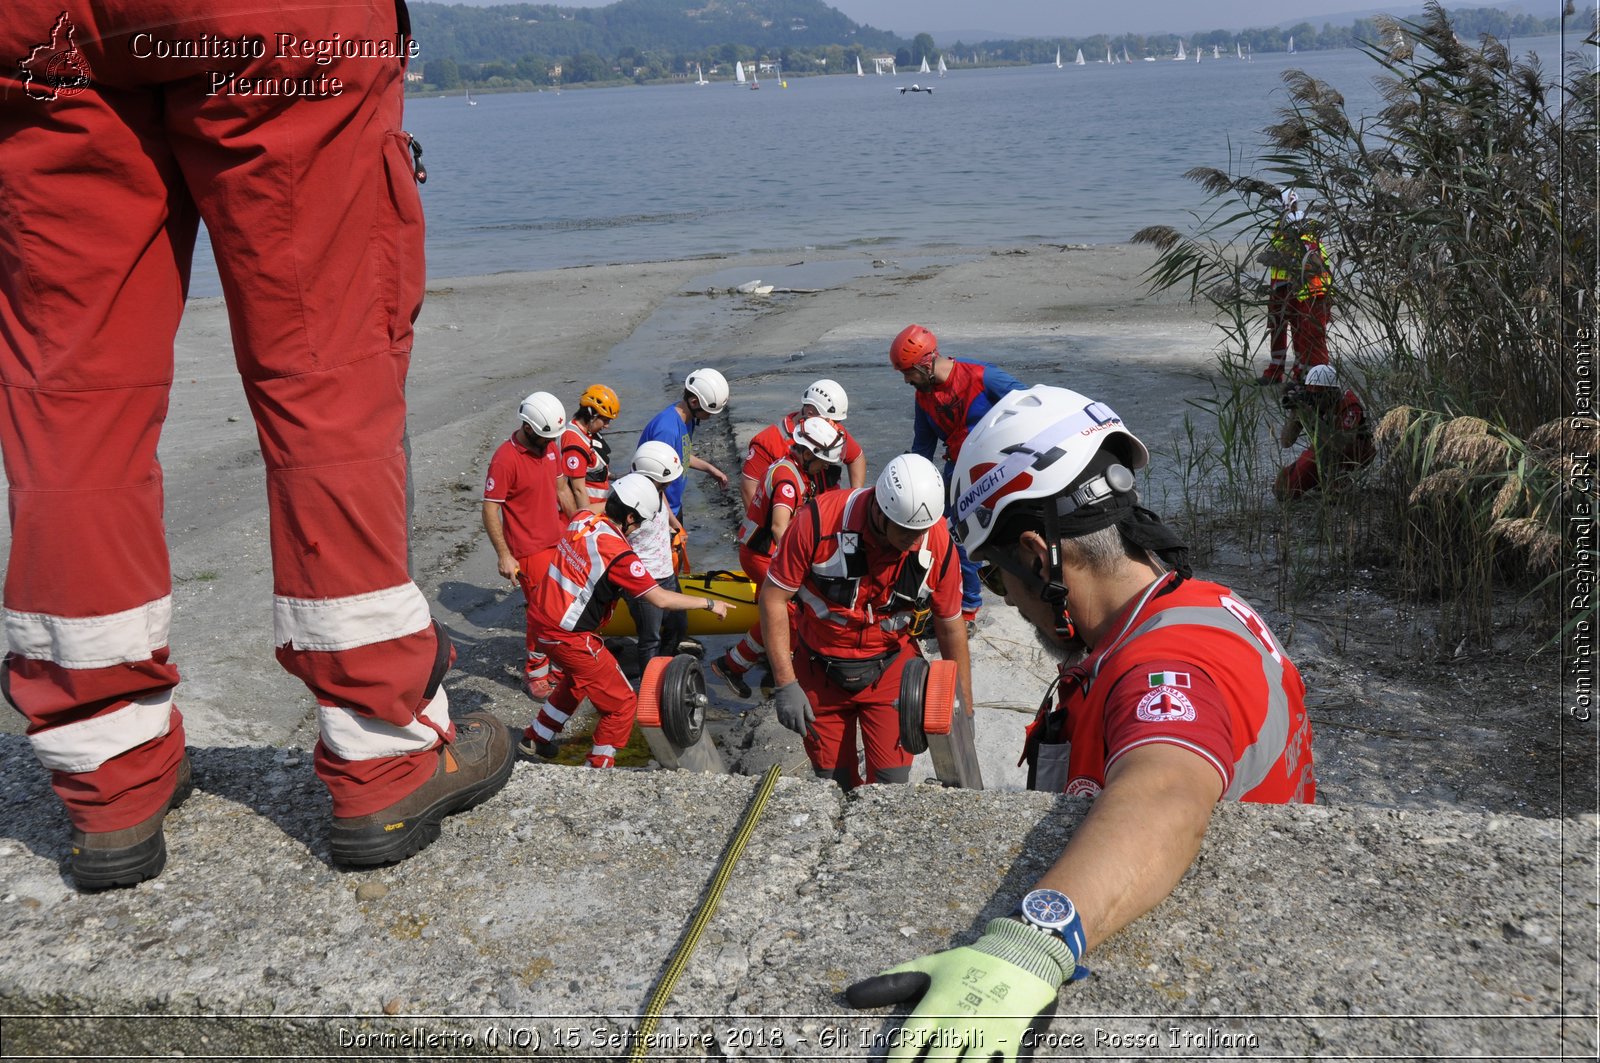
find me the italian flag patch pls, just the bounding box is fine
[1148,671,1191,688]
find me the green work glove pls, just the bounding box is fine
[845,918,1078,1062]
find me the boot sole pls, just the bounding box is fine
[71,771,195,891]
[329,726,516,869]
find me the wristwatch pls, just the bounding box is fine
[1016,888,1089,980]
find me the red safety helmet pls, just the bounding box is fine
[889,324,939,371]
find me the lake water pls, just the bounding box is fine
[191,34,1574,295]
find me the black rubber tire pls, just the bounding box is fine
[898,654,929,755]
[660,653,707,748]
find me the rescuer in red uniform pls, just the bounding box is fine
[740,379,866,507]
[0,1,513,886]
[520,474,729,768]
[712,417,845,699]
[759,454,973,789]
[844,385,1316,1048]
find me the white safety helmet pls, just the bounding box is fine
[791,416,844,465]
[801,378,849,421]
[949,385,1149,554]
[607,472,662,525]
[518,391,567,439]
[684,367,730,415]
[1303,364,1338,388]
[874,453,946,530]
[630,440,684,483]
[1280,187,1306,223]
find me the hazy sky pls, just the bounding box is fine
[488,2,1403,38]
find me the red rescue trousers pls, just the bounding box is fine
[794,643,917,788]
[1266,285,1330,382]
[0,1,445,827]
[529,630,637,759]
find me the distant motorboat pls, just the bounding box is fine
[1074,48,1085,66]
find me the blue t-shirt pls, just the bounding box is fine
[638,404,695,516]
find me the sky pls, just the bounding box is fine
[463,2,1415,39]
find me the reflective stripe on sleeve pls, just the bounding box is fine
[5,596,172,668]
[273,583,432,652]
[28,689,174,773]
[317,686,452,760]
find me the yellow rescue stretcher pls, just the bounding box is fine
[601,569,761,637]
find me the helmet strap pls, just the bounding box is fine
[1039,509,1076,641]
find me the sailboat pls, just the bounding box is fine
[1074,48,1085,66]
[1213,45,1221,59]
[1123,44,1132,63]
[919,55,930,74]
[1287,35,1296,53]
[1106,45,1114,64]
[937,54,947,77]
[1237,42,1244,59]
[465,85,477,105]
[856,54,864,77]
[735,60,746,85]
[1175,40,1187,61]
[749,63,760,89]
[695,63,708,86]
[1055,47,1063,69]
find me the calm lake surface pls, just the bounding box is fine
[191,34,1575,295]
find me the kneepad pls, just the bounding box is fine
[873,765,912,785]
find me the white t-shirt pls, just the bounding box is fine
[629,505,674,580]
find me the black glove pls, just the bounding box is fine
[774,682,816,739]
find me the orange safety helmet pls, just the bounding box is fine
[578,384,620,420]
[889,324,939,371]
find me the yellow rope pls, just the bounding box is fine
[628,764,783,1062]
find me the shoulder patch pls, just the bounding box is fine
[1136,685,1197,723]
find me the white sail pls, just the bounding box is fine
[1213,45,1221,59]
[1237,42,1244,59]
[735,60,746,83]
[937,54,946,77]
[1107,45,1114,64]
[1287,35,1295,53]
[856,55,864,76]
[919,55,930,74]
[695,63,707,85]
[1074,49,1085,65]
[1175,40,1186,61]
[1123,44,1132,63]
[1055,47,1063,69]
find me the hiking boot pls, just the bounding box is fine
[329,710,514,869]
[525,674,556,702]
[711,655,751,699]
[677,637,705,658]
[69,754,193,891]
[517,731,561,760]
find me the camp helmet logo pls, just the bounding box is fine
[20,12,93,101]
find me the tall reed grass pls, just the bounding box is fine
[1134,2,1597,648]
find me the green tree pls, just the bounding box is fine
[912,32,937,65]
[429,56,460,88]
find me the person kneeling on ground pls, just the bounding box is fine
[714,417,846,699]
[843,385,1316,1049]
[1275,363,1375,500]
[520,474,729,768]
[758,454,973,789]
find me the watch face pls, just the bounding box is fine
[1021,888,1076,930]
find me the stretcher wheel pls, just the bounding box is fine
[898,655,930,754]
[635,655,673,730]
[638,653,707,748]
[923,659,956,737]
